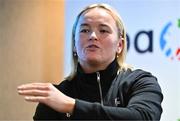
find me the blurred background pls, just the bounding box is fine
[0,0,64,119]
[0,0,179,120]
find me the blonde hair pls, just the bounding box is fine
[65,3,129,80]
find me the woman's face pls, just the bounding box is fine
[74,8,122,69]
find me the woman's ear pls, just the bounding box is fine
[117,39,123,54]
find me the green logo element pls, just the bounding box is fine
[178,19,180,28]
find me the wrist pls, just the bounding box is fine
[66,97,75,114]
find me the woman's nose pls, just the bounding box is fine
[89,31,98,41]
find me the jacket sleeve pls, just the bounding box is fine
[72,72,163,120]
[33,103,64,120]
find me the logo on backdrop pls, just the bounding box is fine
[160,19,180,61]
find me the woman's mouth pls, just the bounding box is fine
[87,45,99,48]
[86,44,100,51]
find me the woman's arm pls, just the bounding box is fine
[17,76,163,120]
[71,76,163,120]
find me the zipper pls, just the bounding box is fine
[96,72,104,105]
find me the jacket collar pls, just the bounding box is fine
[76,59,119,87]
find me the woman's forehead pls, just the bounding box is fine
[78,8,116,25]
[83,8,114,19]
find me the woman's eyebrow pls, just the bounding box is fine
[80,23,111,30]
[80,23,89,27]
[99,24,110,28]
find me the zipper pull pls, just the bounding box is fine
[96,72,103,105]
[97,72,100,83]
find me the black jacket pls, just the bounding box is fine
[33,60,163,120]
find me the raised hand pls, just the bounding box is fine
[17,83,75,113]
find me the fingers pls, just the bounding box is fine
[24,96,47,102]
[17,83,53,99]
[17,83,52,91]
[18,89,49,96]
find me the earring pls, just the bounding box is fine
[73,52,77,57]
[116,52,120,58]
[116,54,119,58]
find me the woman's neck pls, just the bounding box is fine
[79,60,114,73]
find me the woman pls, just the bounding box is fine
[18,3,163,120]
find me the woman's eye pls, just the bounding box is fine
[80,29,90,33]
[100,29,109,33]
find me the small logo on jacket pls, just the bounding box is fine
[115,97,121,106]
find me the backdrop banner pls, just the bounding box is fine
[65,1,180,121]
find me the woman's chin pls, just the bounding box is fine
[85,57,102,65]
